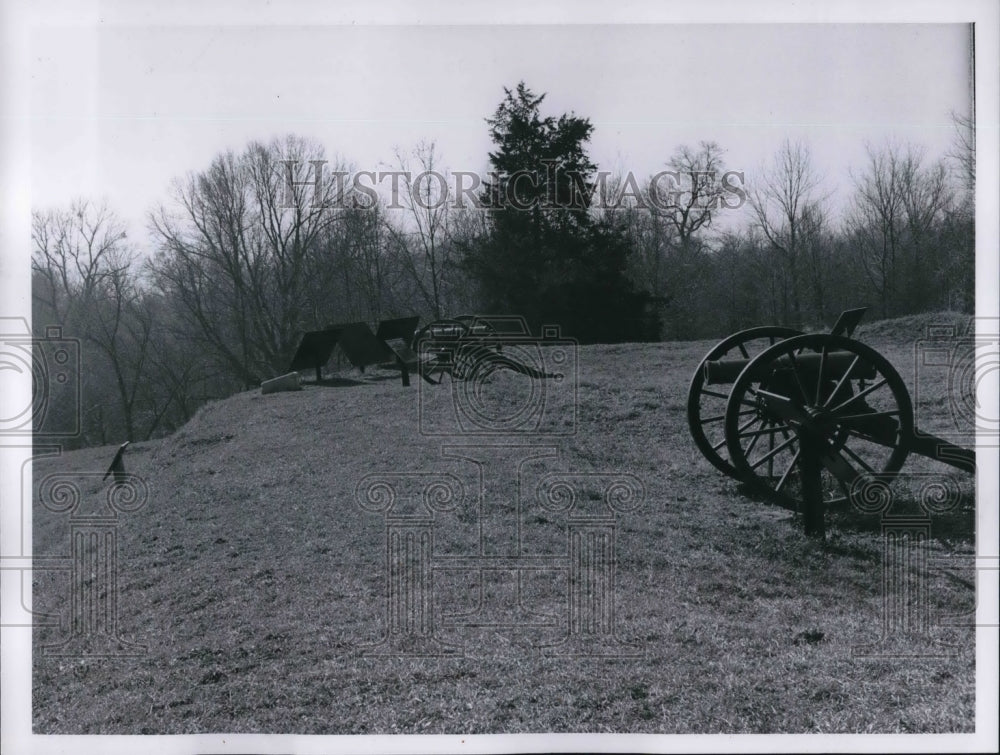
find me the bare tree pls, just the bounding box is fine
[750,140,826,327]
[654,141,729,253]
[445,205,490,314]
[621,198,675,305]
[595,171,672,303]
[342,203,399,324]
[947,109,975,194]
[942,111,975,312]
[900,150,951,310]
[32,200,129,324]
[150,135,349,385]
[32,200,159,441]
[798,202,832,325]
[848,142,952,317]
[95,255,151,439]
[847,144,904,318]
[383,141,458,319]
[599,145,730,339]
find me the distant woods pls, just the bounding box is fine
[31,83,975,448]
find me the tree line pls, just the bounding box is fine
[30,83,974,448]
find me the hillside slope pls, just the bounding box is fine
[31,315,978,734]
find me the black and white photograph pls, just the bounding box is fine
[1,1,998,753]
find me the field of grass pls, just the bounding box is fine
[30,313,979,734]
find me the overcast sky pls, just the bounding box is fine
[26,21,972,238]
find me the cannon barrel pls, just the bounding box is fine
[703,350,877,385]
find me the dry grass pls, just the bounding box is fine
[31,314,978,734]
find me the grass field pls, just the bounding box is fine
[30,313,979,734]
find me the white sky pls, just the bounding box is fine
[26,21,973,238]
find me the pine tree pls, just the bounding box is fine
[463,82,658,343]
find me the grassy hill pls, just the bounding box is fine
[31,314,978,734]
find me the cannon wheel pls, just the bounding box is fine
[412,319,468,383]
[723,334,914,511]
[412,318,500,383]
[687,326,802,477]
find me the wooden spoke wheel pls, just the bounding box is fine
[412,318,501,383]
[687,326,801,477]
[723,334,914,511]
[412,319,469,383]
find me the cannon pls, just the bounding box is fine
[687,308,976,536]
[286,314,563,389]
[412,315,562,384]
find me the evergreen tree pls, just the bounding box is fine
[463,82,658,343]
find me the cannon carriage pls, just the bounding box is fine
[687,308,976,536]
[286,313,562,389]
